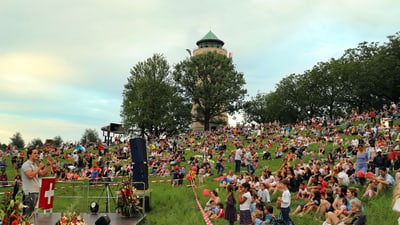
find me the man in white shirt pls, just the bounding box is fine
[21,148,51,217]
[234,146,243,173]
[244,149,255,174]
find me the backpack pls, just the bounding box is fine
[270,213,294,225]
[270,216,286,225]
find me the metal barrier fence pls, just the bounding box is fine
[86,181,149,215]
[54,180,86,212]
[0,180,150,217]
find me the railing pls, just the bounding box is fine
[54,180,86,212]
[0,179,150,219]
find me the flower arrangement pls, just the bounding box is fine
[115,182,142,217]
[0,193,31,225]
[56,211,87,225]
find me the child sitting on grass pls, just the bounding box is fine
[252,209,264,225]
[263,205,275,224]
[294,182,310,200]
[205,200,218,217]
[362,178,378,199]
[210,203,225,219]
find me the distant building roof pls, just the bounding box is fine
[196,30,224,48]
[101,123,124,134]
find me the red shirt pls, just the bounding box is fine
[217,208,225,218]
[319,180,328,196]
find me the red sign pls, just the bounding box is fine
[39,177,56,210]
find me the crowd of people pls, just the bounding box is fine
[1,102,400,224]
[175,104,399,225]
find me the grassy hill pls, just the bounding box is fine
[1,118,399,224]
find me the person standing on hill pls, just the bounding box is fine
[224,184,237,225]
[355,144,368,185]
[235,146,243,173]
[216,151,225,175]
[277,179,294,225]
[12,174,22,200]
[238,182,252,225]
[21,148,51,217]
[244,149,255,175]
[356,144,368,172]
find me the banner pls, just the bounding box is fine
[39,177,56,210]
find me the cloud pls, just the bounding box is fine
[0,52,78,96]
[0,0,399,144]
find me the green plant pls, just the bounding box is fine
[115,182,142,216]
[0,193,31,225]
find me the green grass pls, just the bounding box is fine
[1,119,399,224]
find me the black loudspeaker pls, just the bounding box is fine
[130,138,146,162]
[130,138,148,190]
[95,215,110,225]
[139,196,151,212]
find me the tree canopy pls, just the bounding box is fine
[80,128,100,144]
[28,138,43,149]
[121,54,191,136]
[53,136,63,147]
[244,31,400,124]
[10,132,24,149]
[173,52,247,130]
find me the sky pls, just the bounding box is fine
[0,0,399,145]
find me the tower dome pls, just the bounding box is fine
[196,31,224,48]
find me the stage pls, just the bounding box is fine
[33,212,145,225]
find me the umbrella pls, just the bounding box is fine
[74,145,86,153]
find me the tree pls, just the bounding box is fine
[28,138,43,149]
[303,59,348,119]
[80,129,100,145]
[53,136,63,147]
[243,31,399,124]
[174,52,247,130]
[243,92,286,123]
[370,32,400,102]
[341,41,382,113]
[10,132,24,149]
[273,74,304,123]
[121,54,191,136]
[0,143,6,151]
[243,92,270,123]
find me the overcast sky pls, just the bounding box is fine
[1,0,399,144]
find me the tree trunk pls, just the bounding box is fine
[204,115,210,131]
